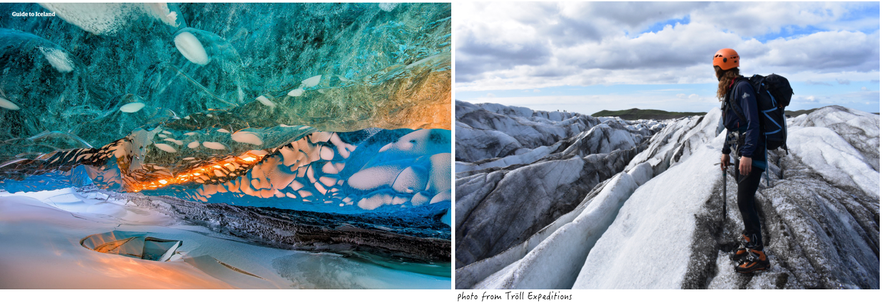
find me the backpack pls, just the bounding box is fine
[725,74,793,153]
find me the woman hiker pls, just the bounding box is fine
[715,48,770,273]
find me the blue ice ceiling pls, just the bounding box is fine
[0,3,452,220]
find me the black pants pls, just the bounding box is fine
[735,160,764,248]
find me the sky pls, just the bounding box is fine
[454,1,880,115]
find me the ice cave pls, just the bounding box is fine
[0,3,451,289]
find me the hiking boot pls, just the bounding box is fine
[732,233,762,262]
[735,248,770,273]
[732,234,752,262]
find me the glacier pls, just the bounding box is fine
[456,101,879,289]
[454,101,656,276]
[0,3,451,288]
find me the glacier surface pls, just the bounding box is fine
[456,101,879,289]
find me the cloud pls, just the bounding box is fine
[691,2,870,37]
[547,2,707,44]
[455,2,880,91]
[752,31,879,73]
[837,78,851,85]
[675,93,701,100]
[805,80,833,86]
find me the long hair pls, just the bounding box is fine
[715,66,740,101]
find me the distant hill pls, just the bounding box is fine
[592,108,706,120]
[785,108,820,118]
[784,108,880,117]
[593,107,876,120]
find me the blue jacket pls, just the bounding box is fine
[722,78,767,169]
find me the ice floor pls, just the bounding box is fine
[0,188,450,289]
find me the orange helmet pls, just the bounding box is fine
[713,48,739,70]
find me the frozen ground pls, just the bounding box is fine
[0,188,450,288]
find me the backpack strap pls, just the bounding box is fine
[724,77,749,125]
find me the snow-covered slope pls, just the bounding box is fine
[458,104,879,289]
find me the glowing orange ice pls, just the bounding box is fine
[128,151,264,192]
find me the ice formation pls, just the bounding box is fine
[287,88,305,97]
[256,96,276,108]
[456,102,879,289]
[40,3,183,35]
[135,128,454,215]
[301,75,322,87]
[231,131,263,145]
[153,143,177,153]
[0,3,452,289]
[1,3,451,164]
[0,125,452,258]
[0,188,449,288]
[0,97,20,110]
[174,31,210,65]
[119,102,146,113]
[379,3,398,12]
[38,46,74,73]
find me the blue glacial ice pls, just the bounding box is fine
[0,2,451,216]
[0,2,451,288]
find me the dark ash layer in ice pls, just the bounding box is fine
[124,192,450,263]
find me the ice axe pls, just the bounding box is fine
[715,160,729,221]
[722,164,727,222]
[715,161,737,252]
[714,161,728,221]
[715,160,729,222]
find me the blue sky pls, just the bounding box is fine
[455,2,880,115]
